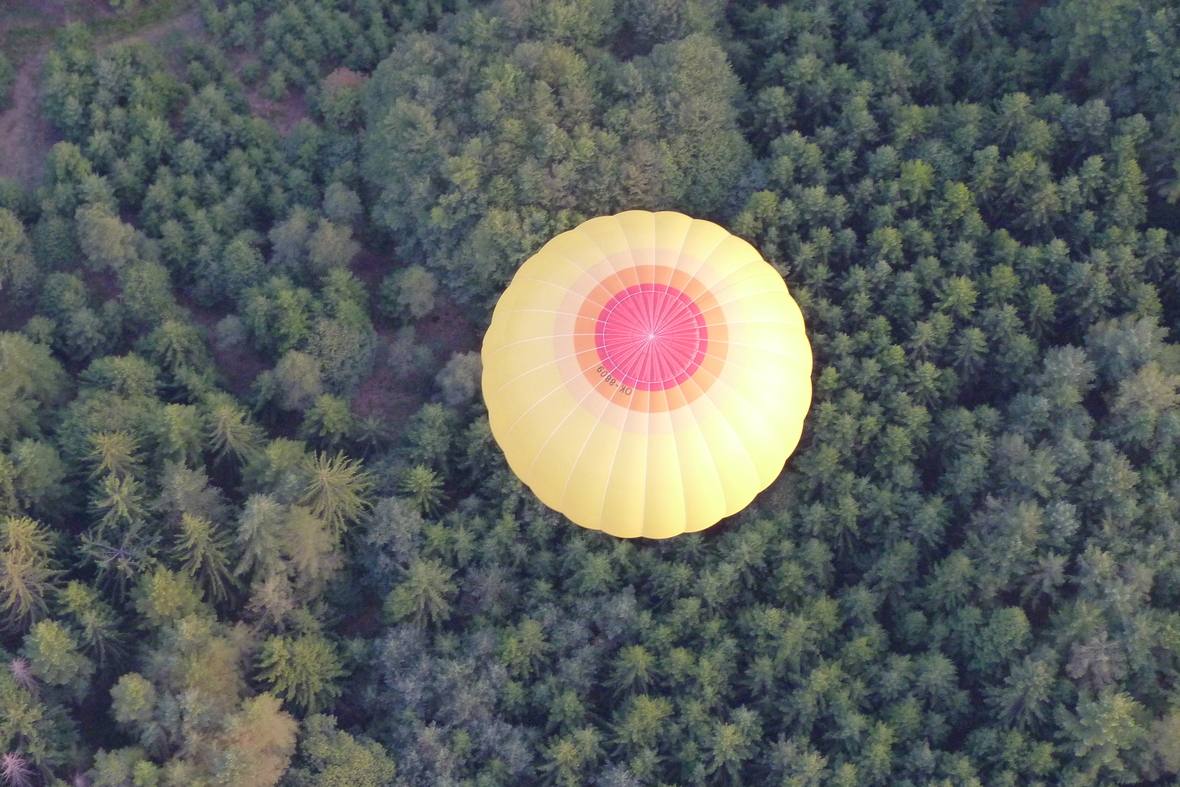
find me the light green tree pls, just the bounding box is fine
[58,580,124,665]
[300,451,372,536]
[0,208,36,294]
[75,203,137,271]
[435,351,482,407]
[205,393,264,463]
[132,567,208,629]
[0,515,58,632]
[273,351,324,412]
[307,219,359,274]
[285,714,396,787]
[398,464,445,516]
[257,634,344,714]
[173,513,236,604]
[0,332,69,445]
[300,394,355,448]
[379,265,438,322]
[385,558,456,628]
[22,619,94,700]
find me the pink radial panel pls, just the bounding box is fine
[594,283,709,391]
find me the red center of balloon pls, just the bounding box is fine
[594,283,709,391]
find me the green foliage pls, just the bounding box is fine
[286,713,396,785]
[1060,691,1149,783]
[90,472,148,533]
[140,319,212,382]
[158,404,205,465]
[300,450,372,536]
[378,264,437,322]
[403,402,457,469]
[308,312,377,394]
[281,505,342,598]
[306,218,359,275]
[75,204,138,271]
[268,209,315,275]
[322,182,362,226]
[300,394,355,447]
[58,581,124,665]
[87,748,157,787]
[384,558,455,627]
[272,350,324,412]
[87,431,140,479]
[97,616,296,783]
[0,650,78,771]
[0,52,13,111]
[200,0,461,91]
[233,494,286,579]
[119,260,178,329]
[397,464,444,517]
[110,672,157,727]
[22,619,94,700]
[131,567,208,628]
[1154,708,1180,775]
[0,209,37,295]
[204,393,265,463]
[541,726,604,785]
[0,516,58,632]
[0,333,69,447]
[6,439,68,518]
[172,512,236,604]
[362,15,750,303]
[1,0,1179,782]
[435,350,482,407]
[242,277,317,355]
[257,634,344,714]
[36,272,108,362]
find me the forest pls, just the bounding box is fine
[1,0,1180,784]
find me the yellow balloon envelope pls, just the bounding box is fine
[481,211,812,539]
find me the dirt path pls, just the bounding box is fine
[182,296,269,396]
[0,7,203,187]
[98,7,201,52]
[0,50,55,186]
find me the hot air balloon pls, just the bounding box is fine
[481,211,812,539]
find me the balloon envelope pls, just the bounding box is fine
[481,211,812,538]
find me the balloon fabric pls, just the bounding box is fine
[481,211,813,539]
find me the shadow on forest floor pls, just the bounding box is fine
[353,294,480,439]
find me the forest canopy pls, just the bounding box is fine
[0,0,1179,784]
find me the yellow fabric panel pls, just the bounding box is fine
[525,389,614,505]
[538,218,622,274]
[575,213,635,265]
[641,414,687,539]
[558,409,623,531]
[692,388,763,510]
[678,217,733,265]
[615,211,660,267]
[597,426,650,539]
[496,383,577,469]
[669,406,728,533]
